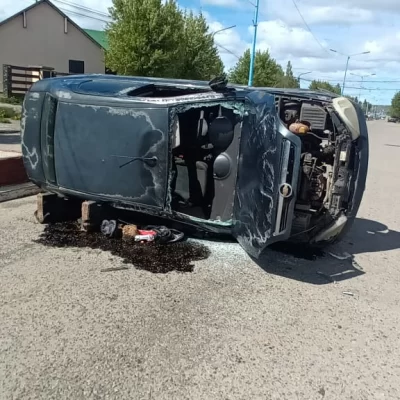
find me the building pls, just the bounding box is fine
[0,0,107,93]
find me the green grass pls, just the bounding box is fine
[0,95,23,105]
[0,107,21,123]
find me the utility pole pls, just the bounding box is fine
[248,0,260,87]
[350,72,376,99]
[330,49,371,95]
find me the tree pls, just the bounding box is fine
[228,49,284,87]
[277,61,299,88]
[106,0,185,78]
[389,92,400,118]
[309,80,342,95]
[179,12,224,80]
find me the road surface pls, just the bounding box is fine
[1,120,400,399]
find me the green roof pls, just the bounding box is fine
[84,29,109,50]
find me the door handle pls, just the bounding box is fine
[111,155,158,168]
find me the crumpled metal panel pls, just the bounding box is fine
[53,103,169,208]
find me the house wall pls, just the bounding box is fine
[0,2,105,92]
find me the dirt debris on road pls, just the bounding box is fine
[36,221,210,273]
[1,121,400,400]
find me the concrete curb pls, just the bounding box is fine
[0,182,40,203]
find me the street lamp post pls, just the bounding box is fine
[330,49,370,95]
[350,72,376,99]
[248,0,260,86]
[211,25,236,38]
[297,71,312,84]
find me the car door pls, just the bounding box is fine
[233,91,302,258]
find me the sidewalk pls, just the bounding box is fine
[0,120,21,134]
[0,182,40,203]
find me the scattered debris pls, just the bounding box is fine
[135,233,156,242]
[100,219,120,238]
[122,224,139,240]
[328,251,352,260]
[352,259,363,271]
[342,291,355,297]
[316,271,336,283]
[35,222,209,273]
[101,266,130,272]
[144,225,185,244]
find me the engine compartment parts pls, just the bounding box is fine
[332,97,361,140]
[289,121,311,135]
[277,95,361,244]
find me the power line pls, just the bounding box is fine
[58,7,110,23]
[52,0,239,61]
[345,88,400,91]
[304,78,400,83]
[214,42,241,60]
[53,0,110,17]
[291,0,328,53]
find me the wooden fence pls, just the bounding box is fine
[2,64,71,98]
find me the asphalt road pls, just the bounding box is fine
[1,120,400,400]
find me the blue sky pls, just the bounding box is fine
[2,0,400,104]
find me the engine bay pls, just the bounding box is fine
[277,96,355,242]
[167,94,358,243]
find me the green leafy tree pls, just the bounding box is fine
[179,12,224,80]
[277,61,299,88]
[390,92,400,118]
[106,0,185,78]
[309,80,342,95]
[228,49,284,87]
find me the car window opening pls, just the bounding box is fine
[170,103,242,222]
[126,84,211,98]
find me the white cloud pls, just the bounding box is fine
[201,0,242,7]
[364,32,400,62]
[255,20,329,59]
[2,0,400,103]
[203,12,249,69]
[333,0,399,12]
[264,0,377,26]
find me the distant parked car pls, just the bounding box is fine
[388,116,398,123]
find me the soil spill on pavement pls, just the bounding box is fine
[35,222,210,273]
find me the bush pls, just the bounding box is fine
[0,107,20,123]
[0,96,23,105]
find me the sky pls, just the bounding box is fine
[2,0,400,104]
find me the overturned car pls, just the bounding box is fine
[21,74,368,257]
